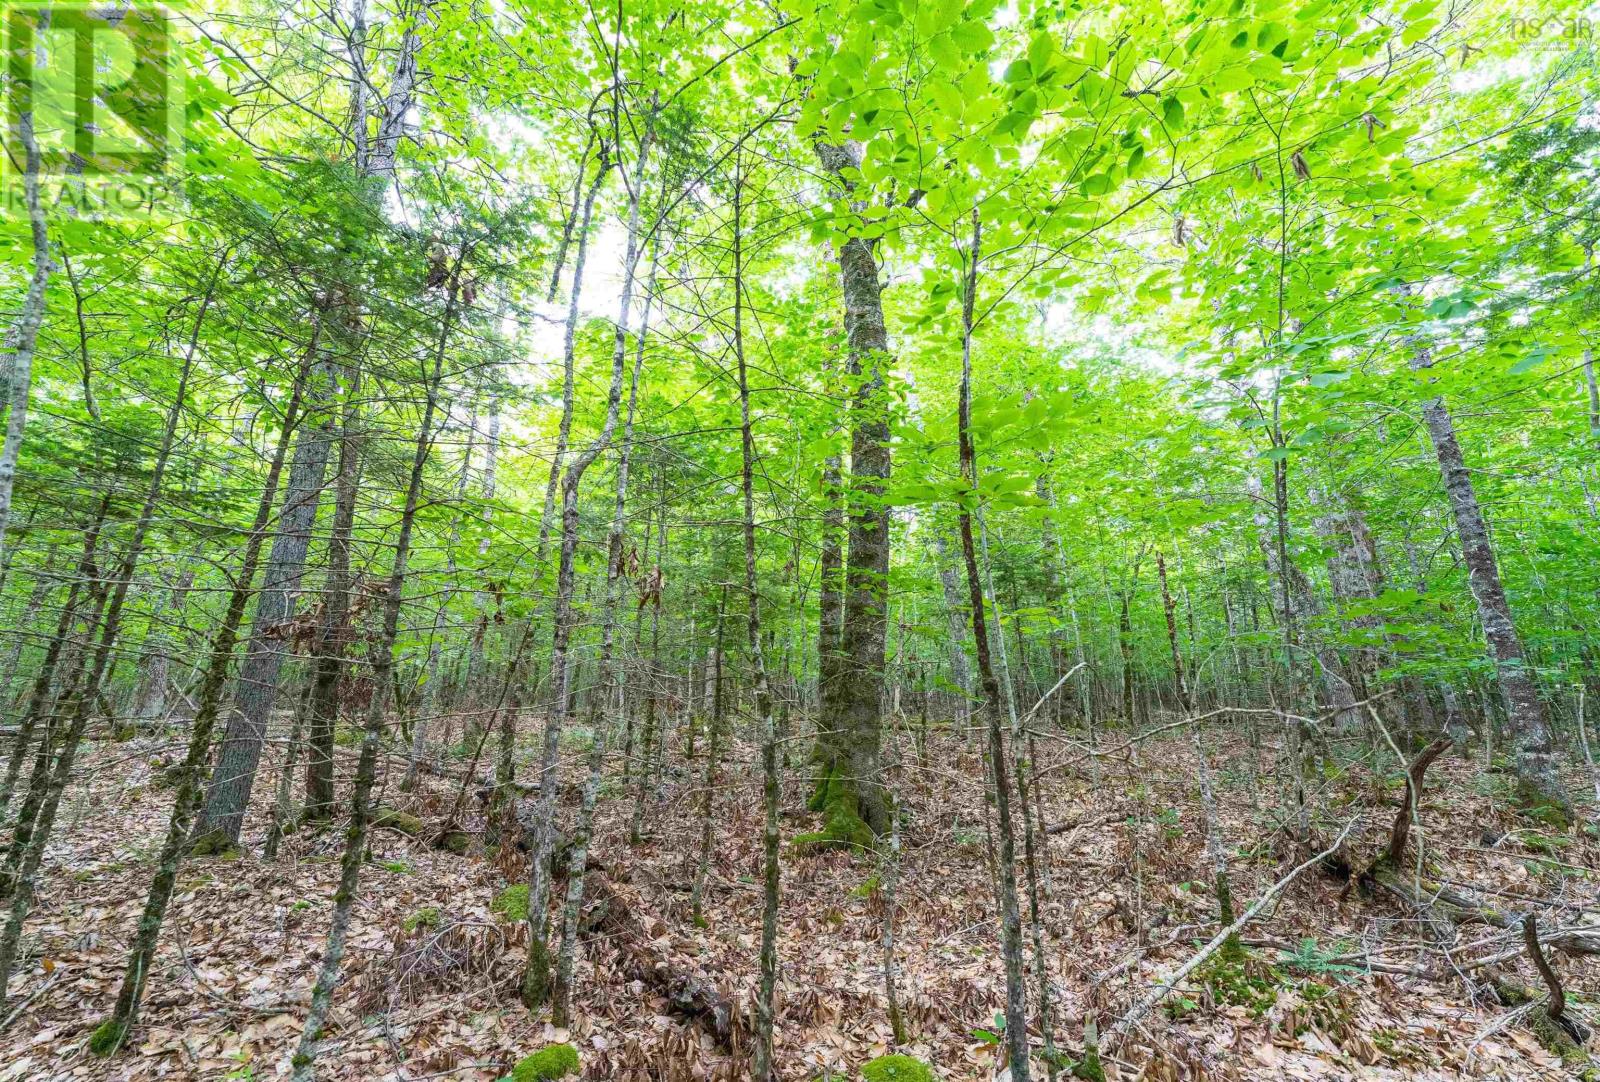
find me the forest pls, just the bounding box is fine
[0,0,1597,1078]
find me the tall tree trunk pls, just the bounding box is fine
[0,95,55,570]
[304,365,364,821]
[520,111,655,1010]
[724,169,782,1077]
[1408,339,1565,811]
[193,334,335,852]
[550,199,660,1023]
[629,468,669,846]
[953,210,1031,1082]
[809,140,893,838]
[289,268,458,1081]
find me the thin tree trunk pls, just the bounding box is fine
[727,167,782,1080]
[688,585,727,925]
[289,267,458,1081]
[0,96,55,570]
[0,261,221,1014]
[0,549,56,706]
[952,210,1031,1082]
[551,193,661,1022]
[629,469,669,846]
[133,565,193,727]
[1158,553,1236,943]
[520,111,655,1009]
[0,510,103,822]
[1576,684,1599,805]
[88,346,312,1053]
[931,530,973,740]
[263,679,313,862]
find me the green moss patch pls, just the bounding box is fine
[795,767,875,854]
[87,1019,127,1056]
[513,1042,579,1080]
[861,1053,934,1081]
[492,883,530,922]
[189,832,241,859]
[402,906,441,932]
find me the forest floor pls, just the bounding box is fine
[1,715,1596,1081]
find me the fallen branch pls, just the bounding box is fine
[578,865,739,1049]
[1385,737,1451,867]
[1108,815,1360,1045]
[0,970,57,1032]
[1045,811,1122,837]
[1521,913,1565,1024]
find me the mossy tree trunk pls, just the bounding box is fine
[808,139,893,843]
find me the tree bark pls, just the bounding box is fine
[304,364,364,821]
[550,186,659,1023]
[0,97,55,570]
[289,264,458,1081]
[193,337,335,851]
[520,110,654,1009]
[1408,340,1565,811]
[809,140,892,837]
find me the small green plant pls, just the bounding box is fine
[971,1010,1006,1045]
[1163,994,1200,1020]
[402,906,441,933]
[849,875,880,899]
[492,883,530,922]
[1156,806,1182,840]
[333,725,362,748]
[291,899,311,912]
[1193,952,1280,1016]
[512,1042,579,1080]
[559,726,595,754]
[379,859,413,874]
[1520,831,1570,855]
[1277,937,1361,980]
[223,1050,255,1081]
[861,1053,934,1081]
